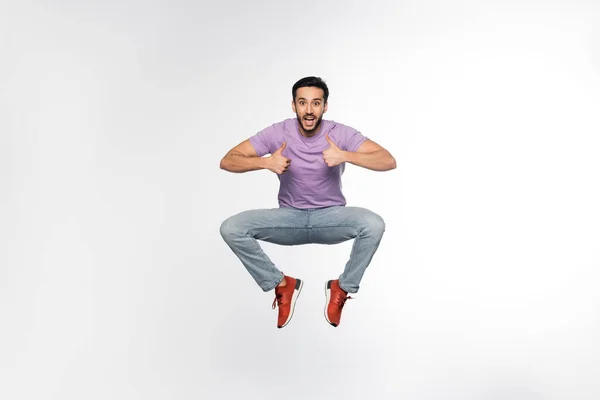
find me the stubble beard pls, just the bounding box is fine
[296,114,323,136]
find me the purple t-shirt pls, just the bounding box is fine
[249,118,368,209]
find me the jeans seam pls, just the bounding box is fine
[339,227,364,292]
[245,231,280,291]
[308,224,358,229]
[247,226,308,231]
[247,225,358,231]
[307,212,312,244]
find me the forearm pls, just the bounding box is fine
[344,149,396,171]
[220,152,268,173]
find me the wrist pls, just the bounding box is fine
[343,151,354,164]
[258,157,269,170]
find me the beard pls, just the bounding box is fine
[296,113,323,135]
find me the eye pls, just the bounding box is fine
[314,102,320,106]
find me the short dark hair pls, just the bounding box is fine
[292,76,329,103]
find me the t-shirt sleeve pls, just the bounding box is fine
[344,128,369,152]
[248,124,279,157]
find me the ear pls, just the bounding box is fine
[291,99,297,113]
[323,102,328,114]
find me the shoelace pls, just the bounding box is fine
[272,294,281,309]
[338,295,353,309]
[272,293,290,309]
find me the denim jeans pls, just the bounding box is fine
[219,206,385,293]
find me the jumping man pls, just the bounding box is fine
[219,76,396,328]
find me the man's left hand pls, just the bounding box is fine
[323,134,347,167]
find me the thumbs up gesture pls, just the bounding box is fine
[267,141,291,174]
[323,134,347,167]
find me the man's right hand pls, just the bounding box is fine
[266,141,291,175]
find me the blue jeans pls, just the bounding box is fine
[219,206,385,293]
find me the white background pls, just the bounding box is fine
[1,0,599,399]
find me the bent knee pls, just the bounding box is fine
[362,211,386,237]
[219,218,240,241]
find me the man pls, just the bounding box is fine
[219,76,396,328]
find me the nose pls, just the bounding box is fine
[306,103,313,114]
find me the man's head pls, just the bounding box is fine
[292,76,329,136]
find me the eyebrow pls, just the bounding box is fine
[297,97,323,101]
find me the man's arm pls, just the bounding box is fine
[220,139,290,174]
[345,139,396,171]
[220,139,267,173]
[323,137,396,171]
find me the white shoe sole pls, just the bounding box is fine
[324,280,335,326]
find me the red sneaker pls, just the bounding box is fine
[272,275,303,328]
[324,279,353,327]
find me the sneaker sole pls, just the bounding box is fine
[324,280,337,327]
[279,279,303,328]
